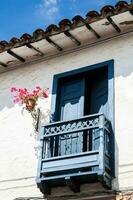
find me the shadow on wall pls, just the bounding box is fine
[0,49,133,112]
[116,65,133,78]
[113,133,119,191]
[0,90,13,110]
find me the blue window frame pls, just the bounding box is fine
[51,60,114,128]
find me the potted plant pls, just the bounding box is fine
[11,86,49,112]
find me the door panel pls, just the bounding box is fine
[91,78,108,116]
[59,79,85,156]
[90,73,108,150]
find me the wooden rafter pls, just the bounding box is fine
[7,49,25,63]
[46,37,63,51]
[85,23,101,39]
[107,17,121,33]
[64,31,81,46]
[26,43,44,56]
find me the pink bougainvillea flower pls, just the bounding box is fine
[33,90,37,95]
[36,86,41,90]
[11,87,17,92]
[42,92,48,98]
[33,90,40,96]
[11,86,49,107]
[13,97,20,103]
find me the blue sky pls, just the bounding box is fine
[0,0,130,41]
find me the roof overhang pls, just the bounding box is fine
[0,1,133,73]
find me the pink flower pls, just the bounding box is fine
[11,86,49,105]
[13,97,20,103]
[36,86,41,90]
[11,87,17,92]
[33,90,39,96]
[42,92,48,98]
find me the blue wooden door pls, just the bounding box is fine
[90,73,108,150]
[59,79,85,156]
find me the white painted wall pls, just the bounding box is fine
[0,32,133,199]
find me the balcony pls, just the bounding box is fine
[37,113,114,195]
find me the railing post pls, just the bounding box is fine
[43,127,50,159]
[45,138,49,159]
[98,114,105,176]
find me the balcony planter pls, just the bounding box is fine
[24,96,37,112]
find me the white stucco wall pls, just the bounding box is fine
[0,32,133,199]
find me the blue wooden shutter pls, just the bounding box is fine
[59,78,85,155]
[90,74,108,150]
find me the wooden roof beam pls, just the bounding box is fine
[64,31,81,46]
[0,61,8,68]
[7,49,25,63]
[85,24,101,39]
[26,43,44,56]
[107,17,121,33]
[46,37,63,51]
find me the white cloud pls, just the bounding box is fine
[45,0,57,6]
[35,0,60,24]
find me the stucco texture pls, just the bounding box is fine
[0,32,133,199]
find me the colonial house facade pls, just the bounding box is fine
[0,1,133,200]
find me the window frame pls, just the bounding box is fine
[50,60,114,129]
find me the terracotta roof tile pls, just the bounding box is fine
[46,25,60,35]
[0,0,132,54]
